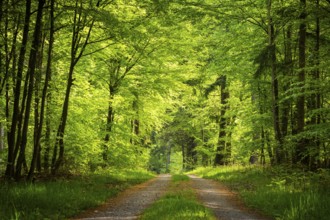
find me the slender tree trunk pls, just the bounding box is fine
[15,0,45,180]
[296,0,308,165]
[130,93,140,145]
[309,0,321,169]
[214,75,229,165]
[51,63,74,174]
[268,0,283,164]
[282,25,293,139]
[5,0,31,179]
[103,92,114,162]
[43,93,52,172]
[51,0,94,174]
[28,19,48,179]
[33,0,55,176]
[182,144,186,170]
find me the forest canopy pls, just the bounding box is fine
[0,0,329,180]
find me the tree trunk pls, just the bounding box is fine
[103,92,114,162]
[16,0,45,180]
[51,63,74,174]
[309,0,321,169]
[32,0,55,176]
[282,25,293,137]
[130,93,140,145]
[214,75,229,165]
[268,0,283,164]
[5,0,31,179]
[51,1,94,174]
[296,0,308,165]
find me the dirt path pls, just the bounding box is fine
[73,174,171,220]
[73,174,270,220]
[189,175,270,220]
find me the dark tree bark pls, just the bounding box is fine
[295,0,308,165]
[214,75,229,166]
[308,0,321,169]
[16,0,45,180]
[5,0,31,179]
[281,25,293,139]
[268,0,284,164]
[103,93,114,162]
[34,0,55,175]
[186,136,197,170]
[130,92,140,145]
[28,0,55,178]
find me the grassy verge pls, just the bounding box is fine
[191,166,330,220]
[140,174,215,220]
[0,169,154,220]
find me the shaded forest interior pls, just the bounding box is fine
[0,0,329,181]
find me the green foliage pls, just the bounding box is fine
[140,174,215,220]
[191,166,330,220]
[0,169,154,219]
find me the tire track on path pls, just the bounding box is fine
[189,175,271,220]
[73,174,171,220]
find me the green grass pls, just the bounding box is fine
[0,169,154,220]
[191,166,330,220]
[140,174,215,220]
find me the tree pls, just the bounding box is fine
[51,0,95,174]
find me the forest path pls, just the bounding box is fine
[73,174,171,220]
[189,175,271,220]
[73,174,271,220]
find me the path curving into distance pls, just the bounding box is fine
[73,174,171,220]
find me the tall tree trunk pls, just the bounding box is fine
[51,0,94,174]
[16,0,45,180]
[268,0,283,164]
[43,92,52,172]
[214,75,229,165]
[103,91,114,162]
[282,25,293,139]
[5,0,31,179]
[309,0,321,169]
[130,92,140,145]
[28,16,50,179]
[51,63,74,174]
[32,0,55,176]
[296,0,308,165]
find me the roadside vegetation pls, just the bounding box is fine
[0,170,153,220]
[191,166,330,220]
[140,174,215,220]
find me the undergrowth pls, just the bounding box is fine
[191,165,330,220]
[0,169,154,220]
[140,174,215,220]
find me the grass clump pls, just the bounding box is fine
[0,169,154,220]
[140,174,215,220]
[191,166,330,220]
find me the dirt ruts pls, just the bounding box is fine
[189,175,270,220]
[73,174,271,220]
[73,174,171,220]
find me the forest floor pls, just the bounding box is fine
[73,174,270,220]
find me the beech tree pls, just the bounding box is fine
[0,0,329,180]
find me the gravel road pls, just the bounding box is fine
[73,174,171,220]
[189,175,270,220]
